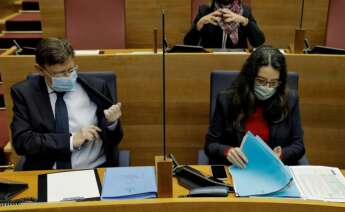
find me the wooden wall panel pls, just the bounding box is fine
[39,0,65,38]
[125,0,191,48]
[0,0,18,20]
[1,53,345,168]
[303,0,330,47]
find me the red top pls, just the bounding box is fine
[245,106,269,142]
[224,106,282,160]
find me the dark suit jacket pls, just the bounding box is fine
[205,89,305,165]
[184,4,265,48]
[10,75,123,170]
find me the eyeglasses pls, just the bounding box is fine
[43,65,78,78]
[255,77,281,88]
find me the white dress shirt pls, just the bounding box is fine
[47,82,106,169]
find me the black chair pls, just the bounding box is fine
[15,71,130,171]
[198,70,308,165]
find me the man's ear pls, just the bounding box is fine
[35,64,44,75]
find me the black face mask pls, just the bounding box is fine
[217,0,234,5]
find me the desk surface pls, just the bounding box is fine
[0,166,345,211]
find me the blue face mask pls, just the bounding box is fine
[254,84,276,101]
[51,70,78,92]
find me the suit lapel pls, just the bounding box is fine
[33,76,56,131]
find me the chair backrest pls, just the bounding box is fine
[209,71,298,122]
[64,0,126,49]
[27,72,117,102]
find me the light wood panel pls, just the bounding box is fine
[0,167,344,211]
[302,0,330,47]
[125,0,191,48]
[1,52,345,168]
[39,0,65,38]
[0,0,18,20]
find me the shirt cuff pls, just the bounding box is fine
[69,134,74,152]
[107,120,118,131]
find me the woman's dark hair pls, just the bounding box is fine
[229,45,289,130]
[211,0,240,9]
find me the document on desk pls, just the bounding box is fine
[74,50,100,56]
[229,131,294,197]
[229,132,345,202]
[290,166,345,202]
[101,166,157,200]
[38,169,101,202]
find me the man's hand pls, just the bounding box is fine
[73,125,102,149]
[104,102,122,123]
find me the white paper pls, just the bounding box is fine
[290,166,345,202]
[212,51,248,55]
[46,169,100,202]
[74,50,100,56]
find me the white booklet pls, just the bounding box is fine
[38,169,101,202]
[290,166,345,202]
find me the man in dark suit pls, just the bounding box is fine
[10,38,123,170]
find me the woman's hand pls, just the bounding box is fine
[196,10,222,31]
[273,146,282,159]
[221,8,248,26]
[226,147,248,168]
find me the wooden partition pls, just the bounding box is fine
[39,0,329,49]
[1,52,345,168]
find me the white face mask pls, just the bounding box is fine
[254,84,276,100]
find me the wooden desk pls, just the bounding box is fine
[0,51,345,167]
[0,166,344,211]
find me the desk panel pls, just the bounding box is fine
[0,167,344,211]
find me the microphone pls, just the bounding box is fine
[162,9,167,160]
[299,0,305,29]
[155,9,173,198]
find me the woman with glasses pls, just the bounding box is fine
[184,0,265,49]
[205,46,305,167]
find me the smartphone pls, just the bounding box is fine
[211,165,228,180]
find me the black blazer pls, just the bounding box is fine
[10,75,123,170]
[205,89,305,165]
[184,4,265,48]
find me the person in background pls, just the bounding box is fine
[205,46,305,167]
[184,0,265,49]
[11,38,123,170]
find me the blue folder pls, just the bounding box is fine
[229,132,300,197]
[101,166,157,200]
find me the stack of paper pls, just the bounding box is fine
[229,132,294,197]
[101,166,157,200]
[229,131,345,202]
